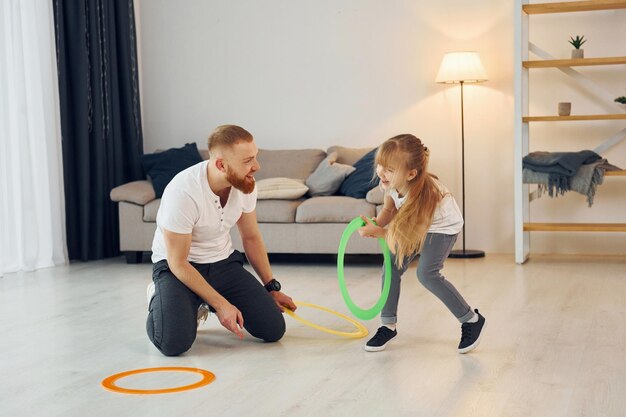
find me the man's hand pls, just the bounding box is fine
[214,301,244,339]
[270,291,297,312]
[358,215,385,239]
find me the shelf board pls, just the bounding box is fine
[523,114,626,122]
[524,222,626,232]
[523,56,626,68]
[523,1,626,14]
[605,170,626,176]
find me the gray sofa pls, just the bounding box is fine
[110,146,384,263]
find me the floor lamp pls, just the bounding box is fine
[436,51,487,259]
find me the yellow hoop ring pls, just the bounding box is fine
[284,301,369,339]
[101,367,215,395]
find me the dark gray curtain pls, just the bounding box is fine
[53,0,144,260]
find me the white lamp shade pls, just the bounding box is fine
[435,51,488,84]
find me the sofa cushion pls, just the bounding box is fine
[326,146,373,166]
[141,196,305,223]
[295,196,375,223]
[140,143,203,198]
[305,152,356,196]
[366,185,384,205]
[110,180,156,205]
[255,149,326,181]
[338,148,379,198]
[257,178,309,199]
[256,199,303,223]
[143,199,161,222]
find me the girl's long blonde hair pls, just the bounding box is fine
[376,134,442,267]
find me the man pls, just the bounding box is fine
[146,125,296,356]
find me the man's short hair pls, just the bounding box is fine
[208,125,253,153]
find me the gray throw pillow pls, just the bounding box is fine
[305,152,356,196]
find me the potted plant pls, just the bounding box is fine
[569,35,586,59]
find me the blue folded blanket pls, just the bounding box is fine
[522,150,601,176]
[523,159,621,206]
[522,150,602,196]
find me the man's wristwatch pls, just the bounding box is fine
[264,279,281,292]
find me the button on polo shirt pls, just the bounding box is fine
[213,199,226,227]
[151,160,257,264]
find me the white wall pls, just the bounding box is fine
[137,0,626,256]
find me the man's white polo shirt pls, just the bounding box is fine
[151,160,257,264]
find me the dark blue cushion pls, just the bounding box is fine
[338,148,379,198]
[141,143,203,198]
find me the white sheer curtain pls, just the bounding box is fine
[0,0,68,275]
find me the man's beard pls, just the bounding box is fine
[226,167,255,194]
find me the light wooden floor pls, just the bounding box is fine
[1,254,625,417]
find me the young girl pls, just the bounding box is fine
[358,134,485,353]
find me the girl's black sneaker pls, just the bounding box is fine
[458,309,486,353]
[364,326,397,352]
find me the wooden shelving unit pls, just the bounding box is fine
[523,56,626,68]
[514,0,626,263]
[523,114,626,122]
[523,0,626,14]
[524,223,626,232]
[605,170,626,176]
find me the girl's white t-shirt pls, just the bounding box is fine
[151,160,257,264]
[388,179,463,235]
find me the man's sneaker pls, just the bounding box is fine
[146,282,155,304]
[364,326,397,352]
[147,282,209,327]
[197,303,210,326]
[458,309,486,354]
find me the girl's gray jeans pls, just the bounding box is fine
[380,232,474,325]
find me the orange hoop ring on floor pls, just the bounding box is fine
[101,367,215,395]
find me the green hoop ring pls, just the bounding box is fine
[337,217,392,320]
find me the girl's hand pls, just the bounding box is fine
[358,216,384,239]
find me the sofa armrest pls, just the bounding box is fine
[110,180,156,205]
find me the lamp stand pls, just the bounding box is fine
[449,81,485,259]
